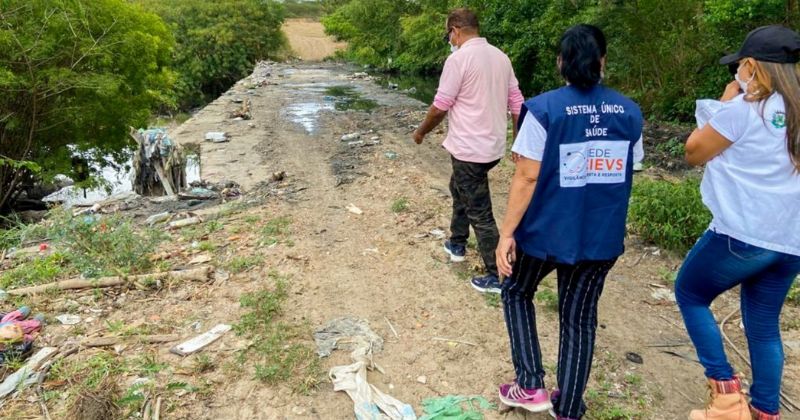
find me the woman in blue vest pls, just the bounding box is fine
[494,25,644,419]
[675,25,800,420]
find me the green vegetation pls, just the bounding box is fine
[629,178,711,254]
[284,0,325,18]
[0,210,165,289]
[234,272,322,394]
[536,289,560,312]
[788,281,800,306]
[324,85,378,111]
[323,0,798,122]
[0,0,287,212]
[260,216,292,246]
[391,197,409,213]
[134,0,286,109]
[226,254,265,273]
[0,0,174,211]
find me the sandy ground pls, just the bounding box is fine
[283,19,346,62]
[3,21,800,420]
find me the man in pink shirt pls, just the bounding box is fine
[413,8,524,294]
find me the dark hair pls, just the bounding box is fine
[558,24,607,89]
[447,8,479,32]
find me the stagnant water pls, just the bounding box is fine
[43,153,201,208]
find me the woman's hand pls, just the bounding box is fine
[496,235,517,278]
[721,80,742,102]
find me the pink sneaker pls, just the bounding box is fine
[499,382,553,413]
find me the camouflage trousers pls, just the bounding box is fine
[449,156,500,276]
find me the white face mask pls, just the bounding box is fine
[450,43,459,53]
[735,65,755,94]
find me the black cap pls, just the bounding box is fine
[720,25,800,65]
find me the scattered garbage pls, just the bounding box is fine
[271,171,287,182]
[178,187,219,200]
[341,133,361,142]
[230,97,252,120]
[314,317,384,358]
[416,376,427,384]
[420,395,496,420]
[385,151,398,160]
[168,216,201,230]
[170,324,232,356]
[429,229,446,240]
[625,352,644,364]
[347,141,364,147]
[146,211,171,226]
[189,254,212,265]
[346,204,363,216]
[0,307,44,366]
[319,317,415,420]
[650,288,676,302]
[132,128,188,197]
[205,132,230,143]
[0,290,7,302]
[0,347,58,400]
[55,314,82,325]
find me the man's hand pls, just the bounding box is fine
[496,235,517,278]
[511,152,522,164]
[413,130,425,144]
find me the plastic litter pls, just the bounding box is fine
[341,133,361,142]
[205,132,230,143]
[146,212,171,226]
[55,314,81,325]
[317,317,415,420]
[314,317,383,358]
[420,396,495,420]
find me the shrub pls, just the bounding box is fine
[134,0,286,109]
[628,177,711,254]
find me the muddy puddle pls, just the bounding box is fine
[283,78,377,134]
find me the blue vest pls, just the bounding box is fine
[515,85,643,264]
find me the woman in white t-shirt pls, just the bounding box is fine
[675,25,800,420]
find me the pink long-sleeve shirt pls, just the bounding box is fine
[433,37,524,163]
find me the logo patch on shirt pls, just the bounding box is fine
[559,141,630,188]
[772,111,786,129]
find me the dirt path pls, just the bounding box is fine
[164,62,800,419]
[283,19,346,62]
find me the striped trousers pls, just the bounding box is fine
[501,251,616,419]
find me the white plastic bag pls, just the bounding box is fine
[327,336,416,420]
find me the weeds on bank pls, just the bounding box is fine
[654,137,685,159]
[629,178,710,254]
[0,210,165,289]
[234,272,322,394]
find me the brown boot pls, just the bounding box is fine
[750,406,779,420]
[688,377,752,420]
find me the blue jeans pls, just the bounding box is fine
[675,230,800,415]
